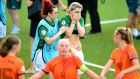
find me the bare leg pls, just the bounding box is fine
[8,9,20,34]
[25,37,35,73]
[127,13,139,37]
[8,9,19,27]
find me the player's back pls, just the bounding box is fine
[0,56,25,79]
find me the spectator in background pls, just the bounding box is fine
[6,0,21,34]
[100,27,140,79]
[136,0,140,39]
[0,36,25,79]
[68,0,101,34]
[126,0,140,38]
[29,39,99,79]
[0,0,6,46]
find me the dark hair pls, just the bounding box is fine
[42,1,56,16]
[0,36,20,57]
[116,27,133,45]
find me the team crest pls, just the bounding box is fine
[42,30,46,35]
[61,20,66,26]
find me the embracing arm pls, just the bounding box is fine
[44,26,66,44]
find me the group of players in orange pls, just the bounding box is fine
[0,0,140,79]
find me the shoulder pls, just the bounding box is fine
[127,44,135,50]
[61,15,70,21]
[14,57,24,64]
[80,17,84,21]
[47,56,62,66]
[111,48,119,55]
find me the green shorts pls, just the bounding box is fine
[6,0,21,9]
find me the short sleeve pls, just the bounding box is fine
[43,61,52,74]
[74,56,82,69]
[38,25,49,39]
[110,49,117,61]
[17,60,25,75]
[79,17,84,27]
[60,17,69,27]
[128,46,138,59]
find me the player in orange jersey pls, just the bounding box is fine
[0,36,25,79]
[29,39,99,79]
[100,27,140,79]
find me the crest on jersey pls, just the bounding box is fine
[42,30,46,35]
[61,20,66,26]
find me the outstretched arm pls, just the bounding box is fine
[29,71,46,79]
[80,64,99,79]
[100,59,114,79]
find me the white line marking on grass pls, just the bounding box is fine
[85,18,127,27]
[84,61,115,72]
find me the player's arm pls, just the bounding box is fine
[29,71,45,79]
[56,0,68,11]
[18,75,25,79]
[80,64,99,79]
[60,18,74,37]
[76,20,85,37]
[38,25,65,44]
[100,59,113,78]
[44,26,66,44]
[65,21,75,37]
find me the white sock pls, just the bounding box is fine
[132,28,139,37]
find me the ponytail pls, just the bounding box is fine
[0,36,20,57]
[0,41,8,57]
[116,27,134,45]
[126,28,134,45]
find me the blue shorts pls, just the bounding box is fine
[126,0,138,13]
[6,0,21,9]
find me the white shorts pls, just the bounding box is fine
[0,21,6,38]
[33,49,46,72]
[77,50,84,75]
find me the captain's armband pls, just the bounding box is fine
[80,64,88,72]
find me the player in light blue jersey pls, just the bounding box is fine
[31,1,65,73]
[0,0,6,44]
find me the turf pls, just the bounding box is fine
[6,0,140,79]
